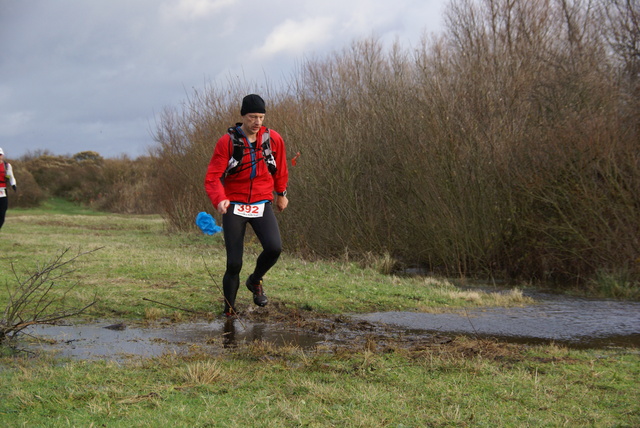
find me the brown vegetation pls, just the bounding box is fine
[1,248,97,343]
[152,0,639,285]
[10,0,639,288]
[11,150,160,214]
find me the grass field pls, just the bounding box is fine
[0,200,638,427]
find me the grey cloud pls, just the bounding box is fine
[1,0,444,158]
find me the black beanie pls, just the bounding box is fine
[240,94,266,116]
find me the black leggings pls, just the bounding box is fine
[0,197,7,230]
[222,202,282,309]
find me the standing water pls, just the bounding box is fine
[20,291,640,361]
[354,292,640,348]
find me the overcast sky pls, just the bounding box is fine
[0,0,446,159]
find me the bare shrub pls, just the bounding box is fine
[151,81,251,231]
[16,150,161,214]
[21,153,75,198]
[19,151,106,205]
[6,160,46,208]
[89,155,160,214]
[1,248,98,343]
[151,0,639,286]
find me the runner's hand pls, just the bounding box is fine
[217,199,230,214]
[276,195,288,212]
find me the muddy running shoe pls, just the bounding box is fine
[246,275,268,307]
[223,304,237,318]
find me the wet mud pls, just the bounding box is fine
[19,292,640,361]
[22,313,429,362]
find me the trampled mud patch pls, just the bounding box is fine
[23,319,324,361]
[21,313,444,362]
[18,293,640,361]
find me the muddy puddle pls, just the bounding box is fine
[21,314,402,362]
[19,292,640,361]
[23,319,329,362]
[355,292,640,349]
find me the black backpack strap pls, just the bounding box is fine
[261,129,277,175]
[225,127,246,176]
[224,127,277,177]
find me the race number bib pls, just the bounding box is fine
[233,203,265,218]
[0,188,5,197]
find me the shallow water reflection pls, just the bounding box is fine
[354,293,640,348]
[20,292,640,361]
[24,319,325,361]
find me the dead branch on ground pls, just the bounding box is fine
[1,247,101,343]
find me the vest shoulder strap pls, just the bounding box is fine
[225,127,245,174]
[224,127,276,176]
[261,130,277,175]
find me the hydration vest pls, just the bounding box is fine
[225,126,277,177]
[0,162,6,187]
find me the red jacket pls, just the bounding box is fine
[0,162,5,187]
[205,125,288,207]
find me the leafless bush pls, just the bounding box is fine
[151,81,253,230]
[16,151,161,214]
[7,160,46,208]
[151,0,639,286]
[89,156,160,214]
[1,248,98,343]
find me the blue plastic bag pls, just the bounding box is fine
[195,212,222,235]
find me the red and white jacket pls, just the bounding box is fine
[204,125,288,208]
[0,161,16,197]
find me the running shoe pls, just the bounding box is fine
[224,303,237,317]
[246,275,268,307]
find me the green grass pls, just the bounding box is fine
[587,269,640,300]
[1,201,639,427]
[1,340,638,427]
[11,197,108,216]
[1,200,533,318]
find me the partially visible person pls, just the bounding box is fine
[204,94,289,316]
[0,147,17,231]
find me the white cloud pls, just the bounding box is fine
[252,17,335,58]
[160,0,236,21]
[0,0,447,158]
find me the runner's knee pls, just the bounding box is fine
[263,246,281,261]
[226,261,243,276]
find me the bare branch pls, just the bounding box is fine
[1,248,102,343]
